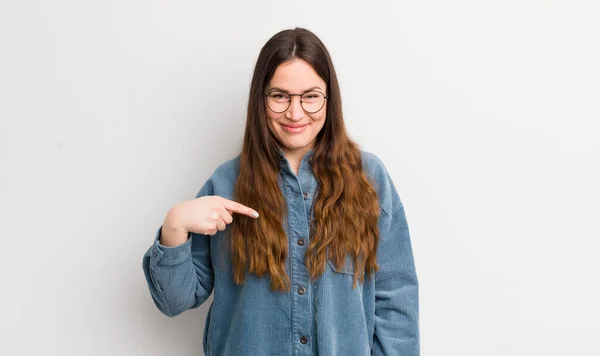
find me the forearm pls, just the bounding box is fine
[142,227,213,317]
[372,273,420,355]
[373,203,420,355]
[159,208,190,247]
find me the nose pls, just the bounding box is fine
[285,95,305,121]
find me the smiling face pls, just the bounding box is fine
[265,58,327,158]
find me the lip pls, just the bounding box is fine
[280,123,309,128]
[280,123,309,133]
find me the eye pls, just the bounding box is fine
[302,92,323,101]
[268,92,288,99]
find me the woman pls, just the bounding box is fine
[142,27,419,356]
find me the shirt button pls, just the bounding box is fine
[298,286,306,295]
[297,238,305,246]
[300,336,308,344]
[303,192,309,199]
[152,248,157,257]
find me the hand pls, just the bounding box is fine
[165,196,259,237]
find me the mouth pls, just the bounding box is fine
[280,123,309,133]
[280,123,309,128]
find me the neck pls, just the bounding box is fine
[279,145,314,176]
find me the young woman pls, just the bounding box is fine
[142,27,420,356]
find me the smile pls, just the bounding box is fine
[280,123,308,133]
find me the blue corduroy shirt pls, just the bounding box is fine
[142,149,420,355]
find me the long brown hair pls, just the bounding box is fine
[230,27,380,291]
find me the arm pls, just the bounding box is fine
[372,168,420,355]
[141,180,215,317]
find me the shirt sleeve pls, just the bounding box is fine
[141,179,215,317]
[372,163,420,355]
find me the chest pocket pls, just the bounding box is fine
[326,252,356,275]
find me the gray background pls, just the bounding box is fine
[1,0,598,355]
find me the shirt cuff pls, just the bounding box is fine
[149,225,192,267]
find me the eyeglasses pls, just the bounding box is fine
[264,89,328,114]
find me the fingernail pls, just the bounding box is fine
[252,211,259,218]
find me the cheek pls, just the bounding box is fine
[266,112,282,134]
[311,111,326,127]
[266,109,283,122]
[316,104,327,123]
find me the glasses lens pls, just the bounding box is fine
[266,91,290,112]
[301,91,325,113]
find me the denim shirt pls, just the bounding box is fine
[142,149,420,356]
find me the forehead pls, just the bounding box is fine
[268,59,326,91]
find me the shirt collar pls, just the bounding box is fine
[277,146,315,164]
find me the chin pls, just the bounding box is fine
[283,143,314,153]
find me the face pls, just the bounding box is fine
[265,59,327,157]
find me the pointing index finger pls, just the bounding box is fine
[221,198,259,218]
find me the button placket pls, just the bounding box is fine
[282,151,314,353]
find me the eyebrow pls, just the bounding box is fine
[268,86,323,93]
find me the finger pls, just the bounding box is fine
[216,218,226,231]
[220,197,259,218]
[206,228,218,236]
[220,209,233,224]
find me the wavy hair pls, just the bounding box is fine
[230,27,380,291]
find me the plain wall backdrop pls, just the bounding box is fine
[1,0,599,355]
